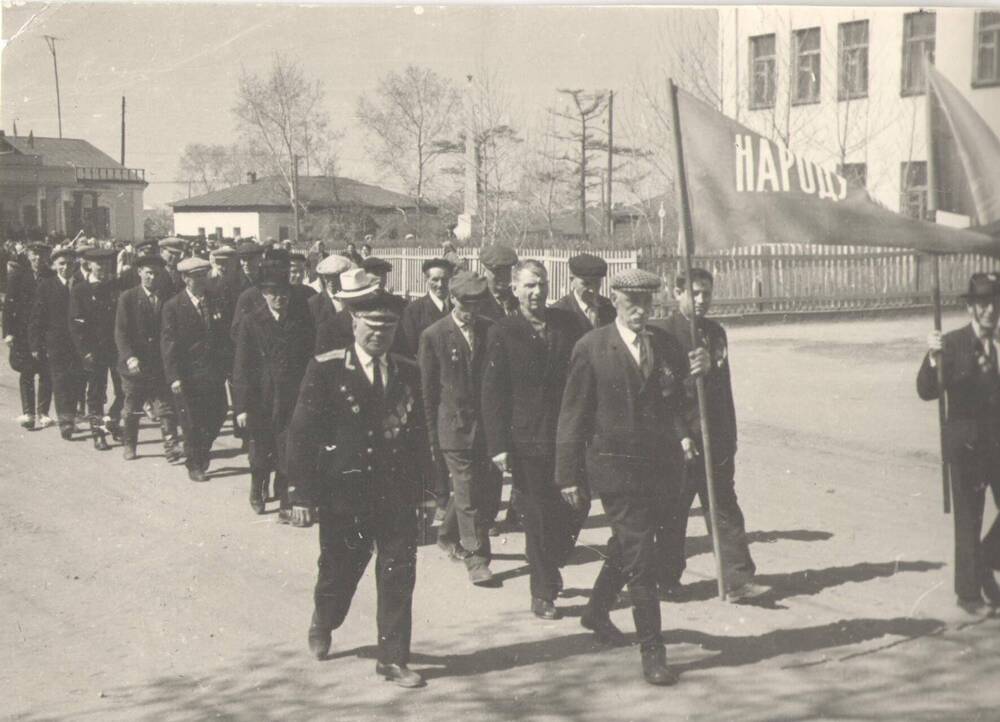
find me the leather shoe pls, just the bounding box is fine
[375,662,425,688]
[60,427,74,441]
[467,562,494,586]
[531,598,561,620]
[308,623,331,660]
[122,446,137,461]
[641,647,679,686]
[727,582,770,602]
[981,569,1000,606]
[188,468,209,482]
[277,508,293,525]
[580,609,627,646]
[957,595,988,615]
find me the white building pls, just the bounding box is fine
[718,7,1000,222]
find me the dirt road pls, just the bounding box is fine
[3,311,999,721]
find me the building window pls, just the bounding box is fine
[279,226,290,241]
[838,20,869,100]
[197,227,205,237]
[902,11,936,96]
[749,34,777,109]
[792,28,822,104]
[974,11,1000,86]
[838,162,867,189]
[214,227,223,240]
[900,161,928,219]
[232,226,241,238]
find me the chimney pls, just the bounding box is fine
[28,130,34,147]
[247,171,257,184]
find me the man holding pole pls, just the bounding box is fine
[918,272,1000,614]
[556,268,709,686]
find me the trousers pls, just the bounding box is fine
[951,448,1000,600]
[19,366,52,417]
[438,446,502,557]
[82,361,124,420]
[175,378,227,471]
[50,361,84,429]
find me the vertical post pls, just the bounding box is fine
[607,90,614,241]
[667,78,727,601]
[44,36,63,138]
[580,115,588,239]
[120,96,126,166]
[292,154,301,243]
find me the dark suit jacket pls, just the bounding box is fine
[550,292,616,337]
[418,313,493,452]
[555,323,692,496]
[115,284,167,382]
[399,293,448,358]
[309,292,354,354]
[918,323,1000,458]
[160,290,228,386]
[153,267,184,300]
[479,292,519,321]
[233,304,314,435]
[482,308,582,459]
[69,278,120,367]
[230,284,313,341]
[3,265,49,372]
[29,275,80,370]
[286,347,427,514]
[653,311,737,461]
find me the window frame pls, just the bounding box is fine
[749,33,777,110]
[900,161,928,219]
[973,10,1000,88]
[792,27,822,106]
[838,20,870,101]
[901,11,936,97]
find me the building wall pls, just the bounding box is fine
[172,211,262,240]
[718,7,1000,218]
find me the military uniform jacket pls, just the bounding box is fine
[419,313,493,453]
[29,275,81,370]
[115,284,167,382]
[917,323,1000,458]
[309,292,355,353]
[3,265,50,372]
[232,304,315,436]
[399,293,448,357]
[482,308,582,459]
[160,290,228,386]
[550,292,616,337]
[555,323,692,496]
[285,347,427,515]
[654,311,738,461]
[69,278,120,367]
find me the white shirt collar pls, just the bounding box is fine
[573,289,593,315]
[428,292,445,312]
[615,317,642,346]
[142,285,156,299]
[186,289,202,308]
[353,343,388,385]
[269,307,281,322]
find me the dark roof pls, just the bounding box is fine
[2,135,123,169]
[171,175,432,212]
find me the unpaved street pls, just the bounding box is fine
[3,311,999,721]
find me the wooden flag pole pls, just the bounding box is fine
[667,78,727,601]
[925,53,951,514]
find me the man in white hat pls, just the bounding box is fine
[309,254,354,353]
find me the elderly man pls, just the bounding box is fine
[161,257,229,482]
[69,247,124,450]
[286,269,427,688]
[399,258,452,358]
[478,245,520,320]
[482,259,585,618]
[309,253,355,353]
[556,268,709,686]
[3,243,53,430]
[551,253,616,335]
[234,261,315,519]
[419,271,500,585]
[115,254,181,462]
[919,272,1000,614]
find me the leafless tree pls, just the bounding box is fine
[177,143,250,195]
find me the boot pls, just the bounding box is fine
[249,471,268,514]
[640,646,678,686]
[90,419,111,451]
[105,415,122,443]
[581,561,627,645]
[122,415,140,460]
[161,417,183,464]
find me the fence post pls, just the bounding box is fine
[913,252,923,305]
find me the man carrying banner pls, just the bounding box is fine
[918,273,1000,614]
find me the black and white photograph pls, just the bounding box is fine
[2,3,1000,719]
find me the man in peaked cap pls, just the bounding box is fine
[551,252,617,335]
[419,270,502,585]
[555,267,710,686]
[161,256,229,482]
[286,270,428,688]
[919,272,1000,614]
[233,261,314,519]
[478,245,520,321]
[115,254,181,463]
[310,253,355,354]
[398,258,453,358]
[69,247,125,450]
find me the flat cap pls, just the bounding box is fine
[50,247,76,262]
[568,253,608,278]
[479,244,518,269]
[236,240,264,258]
[449,270,490,303]
[316,254,353,277]
[177,257,212,275]
[609,268,662,293]
[134,238,158,253]
[258,264,291,290]
[27,242,51,255]
[261,247,290,267]
[159,237,187,253]
[136,255,165,269]
[82,247,118,262]
[421,257,453,275]
[362,256,393,275]
[210,245,236,259]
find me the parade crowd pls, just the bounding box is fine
[3,234,998,690]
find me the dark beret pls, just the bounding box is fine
[236,240,264,258]
[362,256,393,275]
[421,257,453,275]
[479,244,518,269]
[568,253,608,278]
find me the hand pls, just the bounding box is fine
[927,330,943,353]
[561,485,587,511]
[492,451,510,473]
[236,412,247,428]
[689,347,711,377]
[126,356,141,373]
[171,380,183,394]
[291,505,316,527]
[3,335,13,347]
[681,437,699,462]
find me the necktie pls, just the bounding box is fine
[149,293,158,313]
[585,304,598,328]
[638,334,652,381]
[372,356,384,397]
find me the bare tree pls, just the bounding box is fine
[519,111,572,245]
[356,65,461,224]
[178,143,250,195]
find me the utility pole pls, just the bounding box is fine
[291,154,301,242]
[580,114,587,238]
[120,97,126,166]
[606,89,614,242]
[43,36,63,138]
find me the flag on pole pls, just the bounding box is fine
[926,60,1000,231]
[674,87,1000,255]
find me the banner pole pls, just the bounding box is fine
[925,54,951,514]
[667,78,727,601]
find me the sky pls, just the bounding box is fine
[0,3,713,208]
